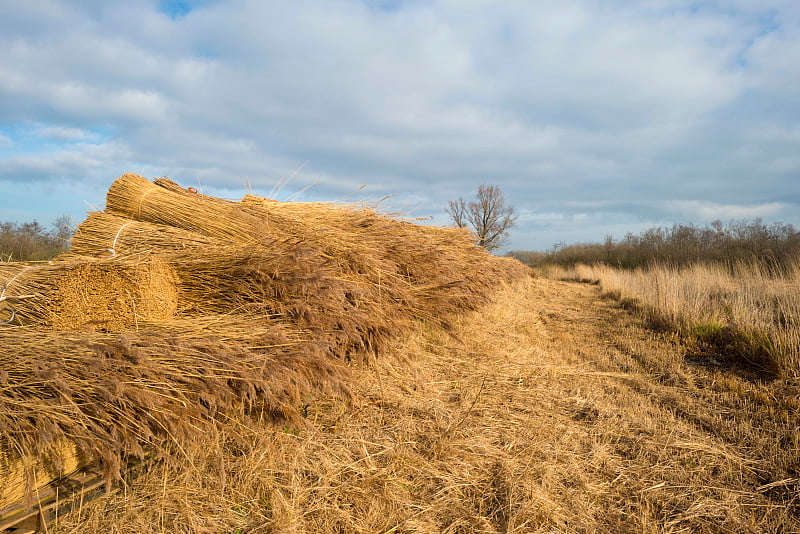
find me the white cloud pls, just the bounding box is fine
[35,125,89,141]
[0,0,799,249]
[664,200,787,221]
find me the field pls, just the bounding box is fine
[2,176,799,532]
[51,275,800,533]
[539,262,800,378]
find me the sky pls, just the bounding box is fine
[0,0,798,251]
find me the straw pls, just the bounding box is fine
[0,255,178,331]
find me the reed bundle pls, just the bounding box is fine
[70,211,228,258]
[0,255,177,331]
[108,176,396,292]
[71,212,408,357]
[177,253,405,358]
[2,172,531,509]
[107,173,293,244]
[0,319,349,507]
[241,192,529,317]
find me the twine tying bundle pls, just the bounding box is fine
[0,265,38,325]
[101,221,134,258]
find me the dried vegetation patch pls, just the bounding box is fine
[540,262,800,377]
[0,173,528,524]
[55,277,800,533]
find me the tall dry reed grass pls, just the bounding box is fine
[1,173,530,514]
[50,276,800,533]
[539,262,800,377]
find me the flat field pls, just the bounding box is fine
[56,276,800,533]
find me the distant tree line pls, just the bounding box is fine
[0,217,73,262]
[509,219,800,270]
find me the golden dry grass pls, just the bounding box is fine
[52,277,800,533]
[540,262,800,378]
[0,255,177,330]
[1,173,529,519]
[8,175,798,532]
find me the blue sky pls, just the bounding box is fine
[1,0,798,251]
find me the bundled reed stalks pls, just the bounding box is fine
[0,318,350,508]
[2,172,532,512]
[71,212,409,358]
[241,192,530,317]
[106,173,286,244]
[70,211,227,258]
[178,252,406,359]
[100,174,529,332]
[107,175,402,290]
[0,255,177,331]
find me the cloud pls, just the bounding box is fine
[0,0,799,251]
[663,200,788,221]
[0,139,134,183]
[34,125,90,141]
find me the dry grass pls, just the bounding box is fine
[1,173,529,515]
[0,255,177,330]
[51,277,800,533]
[0,318,350,507]
[8,174,797,533]
[540,262,800,378]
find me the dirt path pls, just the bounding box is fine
[364,275,800,533]
[59,276,800,533]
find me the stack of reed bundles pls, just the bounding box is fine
[91,174,527,336]
[71,211,408,358]
[3,172,530,505]
[108,174,418,281]
[0,318,350,508]
[0,255,178,331]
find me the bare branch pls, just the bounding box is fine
[448,184,517,251]
[445,198,469,228]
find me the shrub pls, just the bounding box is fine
[513,219,800,271]
[0,217,72,261]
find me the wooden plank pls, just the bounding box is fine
[1,458,151,532]
[0,465,104,531]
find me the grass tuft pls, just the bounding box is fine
[539,262,800,378]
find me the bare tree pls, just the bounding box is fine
[53,215,73,246]
[446,184,518,251]
[446,198,468,228]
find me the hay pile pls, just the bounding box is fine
[0,255,177,330]
[1,173,529,507]
[72,173,528,352]
[0,320,348,502]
